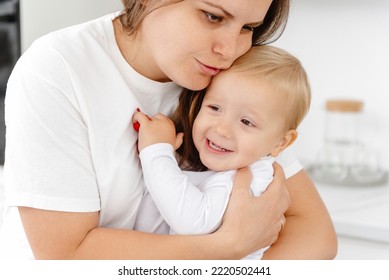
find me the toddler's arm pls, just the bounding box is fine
[139,143,231,234]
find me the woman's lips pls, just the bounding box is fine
[197,60,221,76]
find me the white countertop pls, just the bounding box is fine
[316,179,389,244]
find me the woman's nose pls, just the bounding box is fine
[212,29,240,60]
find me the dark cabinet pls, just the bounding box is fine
[0,0,20,164]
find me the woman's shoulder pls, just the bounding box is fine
[25,13,117,61]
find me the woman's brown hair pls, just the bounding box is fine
[171,89,207,171]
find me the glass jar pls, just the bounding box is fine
[311,99,387,185]
[315,99,364,181]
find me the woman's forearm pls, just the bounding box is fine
[74,227,232,260]
[262,170,338,260]
[19,206,235,260]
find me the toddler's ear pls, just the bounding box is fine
[270,130,298,157]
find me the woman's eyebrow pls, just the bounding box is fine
[203,1,233,17]
[202,1,264,27]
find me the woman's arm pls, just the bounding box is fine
[18,167,289,259]
[18,207,228,259]
[262,169,338,260]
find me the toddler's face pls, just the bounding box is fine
[192,70,293,171]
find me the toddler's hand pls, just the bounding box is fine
[132,109,184,151]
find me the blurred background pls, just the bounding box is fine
[0,0,388,259]
[273,0,389,171]
[273,0,389,259]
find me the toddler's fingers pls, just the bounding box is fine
[132,109,151,131]
[174,132,184,150]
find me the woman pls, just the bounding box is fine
[0,0,337,259]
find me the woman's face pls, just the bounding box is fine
[135,0,273,90]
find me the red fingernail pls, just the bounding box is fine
[133,121,140,132]
[134,108,141,131]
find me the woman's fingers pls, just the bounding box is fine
[232,167,253,194]
[261,162,290,213]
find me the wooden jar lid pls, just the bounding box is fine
[326,99,363,112]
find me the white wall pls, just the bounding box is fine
[20,0,123,51]
[273,0,389,171]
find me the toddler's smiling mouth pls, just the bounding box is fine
[207,139,232,152]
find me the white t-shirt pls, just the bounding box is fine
[0,13,302,260]
[0,13,181,259]
[135,143,276,259]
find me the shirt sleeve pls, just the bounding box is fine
[276,146,303,179]
[4,40,100,212]
[139,143,231,234]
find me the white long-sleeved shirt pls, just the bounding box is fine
[135,143,275,259]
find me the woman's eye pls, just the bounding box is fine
[204,11,222,23]
[241,119,254,127]
[242,25,254,32]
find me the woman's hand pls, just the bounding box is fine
[216,163,290,258]
[262,169,338,259]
